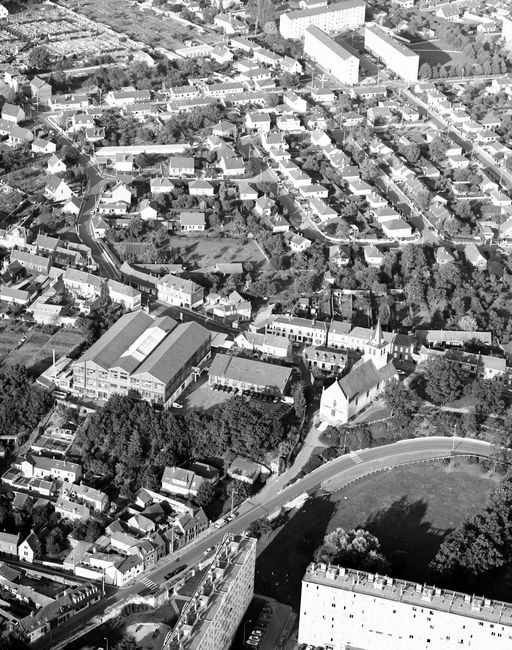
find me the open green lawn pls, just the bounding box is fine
[166,236,267,268]
[410,39,465,69]
[255,459,496,607]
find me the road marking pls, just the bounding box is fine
[139,576,158,590]
[349,451,363,464]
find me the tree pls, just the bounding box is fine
[419,62,432,79]
[315,527,390,573]
[423,357,464,405]
[470,379,504,419]
[292,381,307,420]
[0,365,54,440]
[383,379,415,426]
[195,481,216,507]
[29,46,51,71]
[45,527,67,556]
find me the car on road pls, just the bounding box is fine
[226,513,237,522]
[164,565,185,580]
[203,546,214,556]
[213,517,226,528]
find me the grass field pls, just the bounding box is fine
[167,236,267,268]
[255,460,496,607]
[5,328,83,375]
[410,39,465,69]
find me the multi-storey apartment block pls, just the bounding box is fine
[164,534,256,650]
[299,562,512,649]
[304,26,359,85]
[364,24,419,82]
[280,0,366,40]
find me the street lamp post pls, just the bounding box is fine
[104,637,109,650]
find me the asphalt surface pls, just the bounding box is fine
[39,436,492,649]
[44,120,119,280]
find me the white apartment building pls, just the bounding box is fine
[164,534,256,650]
[299,563,512,650]
[304,26,359,85]
[364,24,419,82]
[280,0,366,40]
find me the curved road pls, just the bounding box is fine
[44,120,119,280]
[41,436,493,649]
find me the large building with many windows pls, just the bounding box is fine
[299,562,512,649]
[164,534,256,650]
[71,311,211,406]
[364,24,419,81]
[304,26,359,85]
[280,0,366,40]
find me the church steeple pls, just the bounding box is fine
[363,318,390,370]
[371,318,384,346]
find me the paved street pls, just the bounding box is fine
[38,436,492,649]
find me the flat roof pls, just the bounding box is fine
[284,0,365,20]
[304,563,512,626]
[365,24,419,59]
[305,25,356,61]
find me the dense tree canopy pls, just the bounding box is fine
[0,365,54,438]
[76,394,285,494]
[423,357,464,405]
[315,527,390,574]
[430,471,512,591]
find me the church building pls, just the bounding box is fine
[319,320,398,424]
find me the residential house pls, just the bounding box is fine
[189,180,215,197]
[245,112,271,133]
[150,177,174,194]
[21,456,81,483]
[10,250,50,274]
[0,532,19,556]
[139,199,158,220]
[63,268,102,299]
[161,466,205,498]
[157,273,204,309]
[1,103,25,124]
[180,212,206,232]
[45,175,74,202]
[363,245,385,267]
[18,532,39,563]
[32,138,57,155]
[30,76,52,106]
[234,331,292,358]
[47,154,66,175]
[107,279,142,311]
[464,243,487,270]
[283,231,312,252]
[168,156,195,176]
[219,156,245,177]
[227,456,261,485]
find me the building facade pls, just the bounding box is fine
[280,0,366,39]
[164,534,256,650]
[299,562,512,650]
[364,24,419,82]
[304,26,359,85]
[72,311,211,406]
